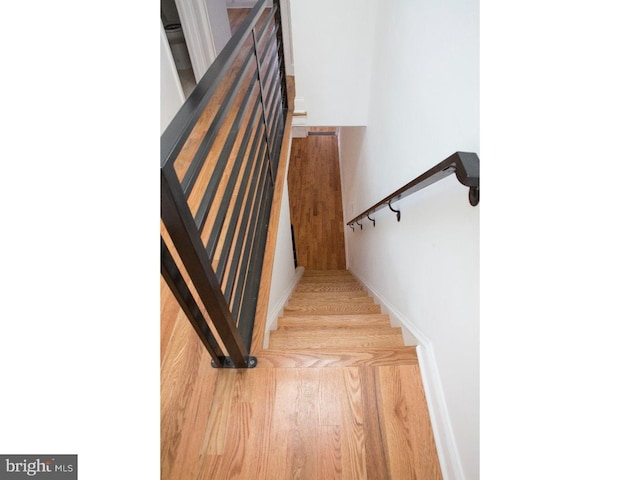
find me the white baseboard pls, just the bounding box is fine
[349,271,466,480]
[416,343,466,480]
[264,266,305,348]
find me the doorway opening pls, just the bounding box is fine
[161,0,197,97]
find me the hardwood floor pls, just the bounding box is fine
[288,129,347,270]
[161,270,442,479]
[162,12,440,477]
[228,8,252,35]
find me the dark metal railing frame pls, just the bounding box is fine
[161,0,288,368]
[346,151,479,229]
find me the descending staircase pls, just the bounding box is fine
[267,269,411,354]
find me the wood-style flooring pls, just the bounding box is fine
[228,8,252,35]
[288,128,347,270]
[161,270,442,479]
[162,11,440,477]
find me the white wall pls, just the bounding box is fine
[288,0,377,125]
[266,177,297,333]
[265,132,298,346]
[205,0,232,57]
[175,0,231,81]
[161,20,186,133]
[339,0,479,478]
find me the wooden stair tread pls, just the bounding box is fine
[278,313,391,327]
[269,329,404,349]
[270,269,404,350]
[287,295,374,305]
[283,303,381,315]
[303,269,355,275]
[255,346,418,368]
[298,274,359,280]
[289,290,369,300]
[294,283,365,292]
[272,324,401,334]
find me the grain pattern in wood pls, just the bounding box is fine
[289,290,370,301]
[284,303,382,316]
[255,346,419,368]
[360,366,391,480]
[269,327,404,350]
[377,365,443,480]
[161,328,441,479]
[293,282,365,293]
[228,9,252,35]
[339,367,368,479]
[162,145,442,480]
[288,131,346,270]
[288,295,374,306]
[277,314,392,328]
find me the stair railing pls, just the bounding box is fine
[161,0,288,368]
[346,152,479,230]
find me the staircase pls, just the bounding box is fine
[268,269,409,352]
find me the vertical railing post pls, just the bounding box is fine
[161,239,225,367]
[272,0,289,111]
[251,27,276,186]
[161,167,250,368]
[161,0,286,368]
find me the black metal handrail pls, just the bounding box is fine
[161,0,288,368]
[346,151,479,229]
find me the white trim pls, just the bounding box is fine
[264,266,305,348]
[416,344,467,480]
[348,271,467,480]
[277,0,294,75]
[175,0,216,81]
[161,19,186,133]
[292,97,307,128]
[336,127,351,270]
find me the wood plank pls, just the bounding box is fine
[269,327,404,350]
[377,365,443,480]
[207,369,277,479]
[288,132,346,270]
[283,303,381,315]
[227,9,252,35]
[278,313,392,328]
[289,290,370,301]
[360,366,391,480]
[304,268,354,278]
[287,295,374,306]
[255,347,419,368]
[287,369,321,479]
[339,367,367,479]
[318,425,343,479]
[294,282,365,293]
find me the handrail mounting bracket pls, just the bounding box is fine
[388,201,401,222]
[469,186,479,206]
